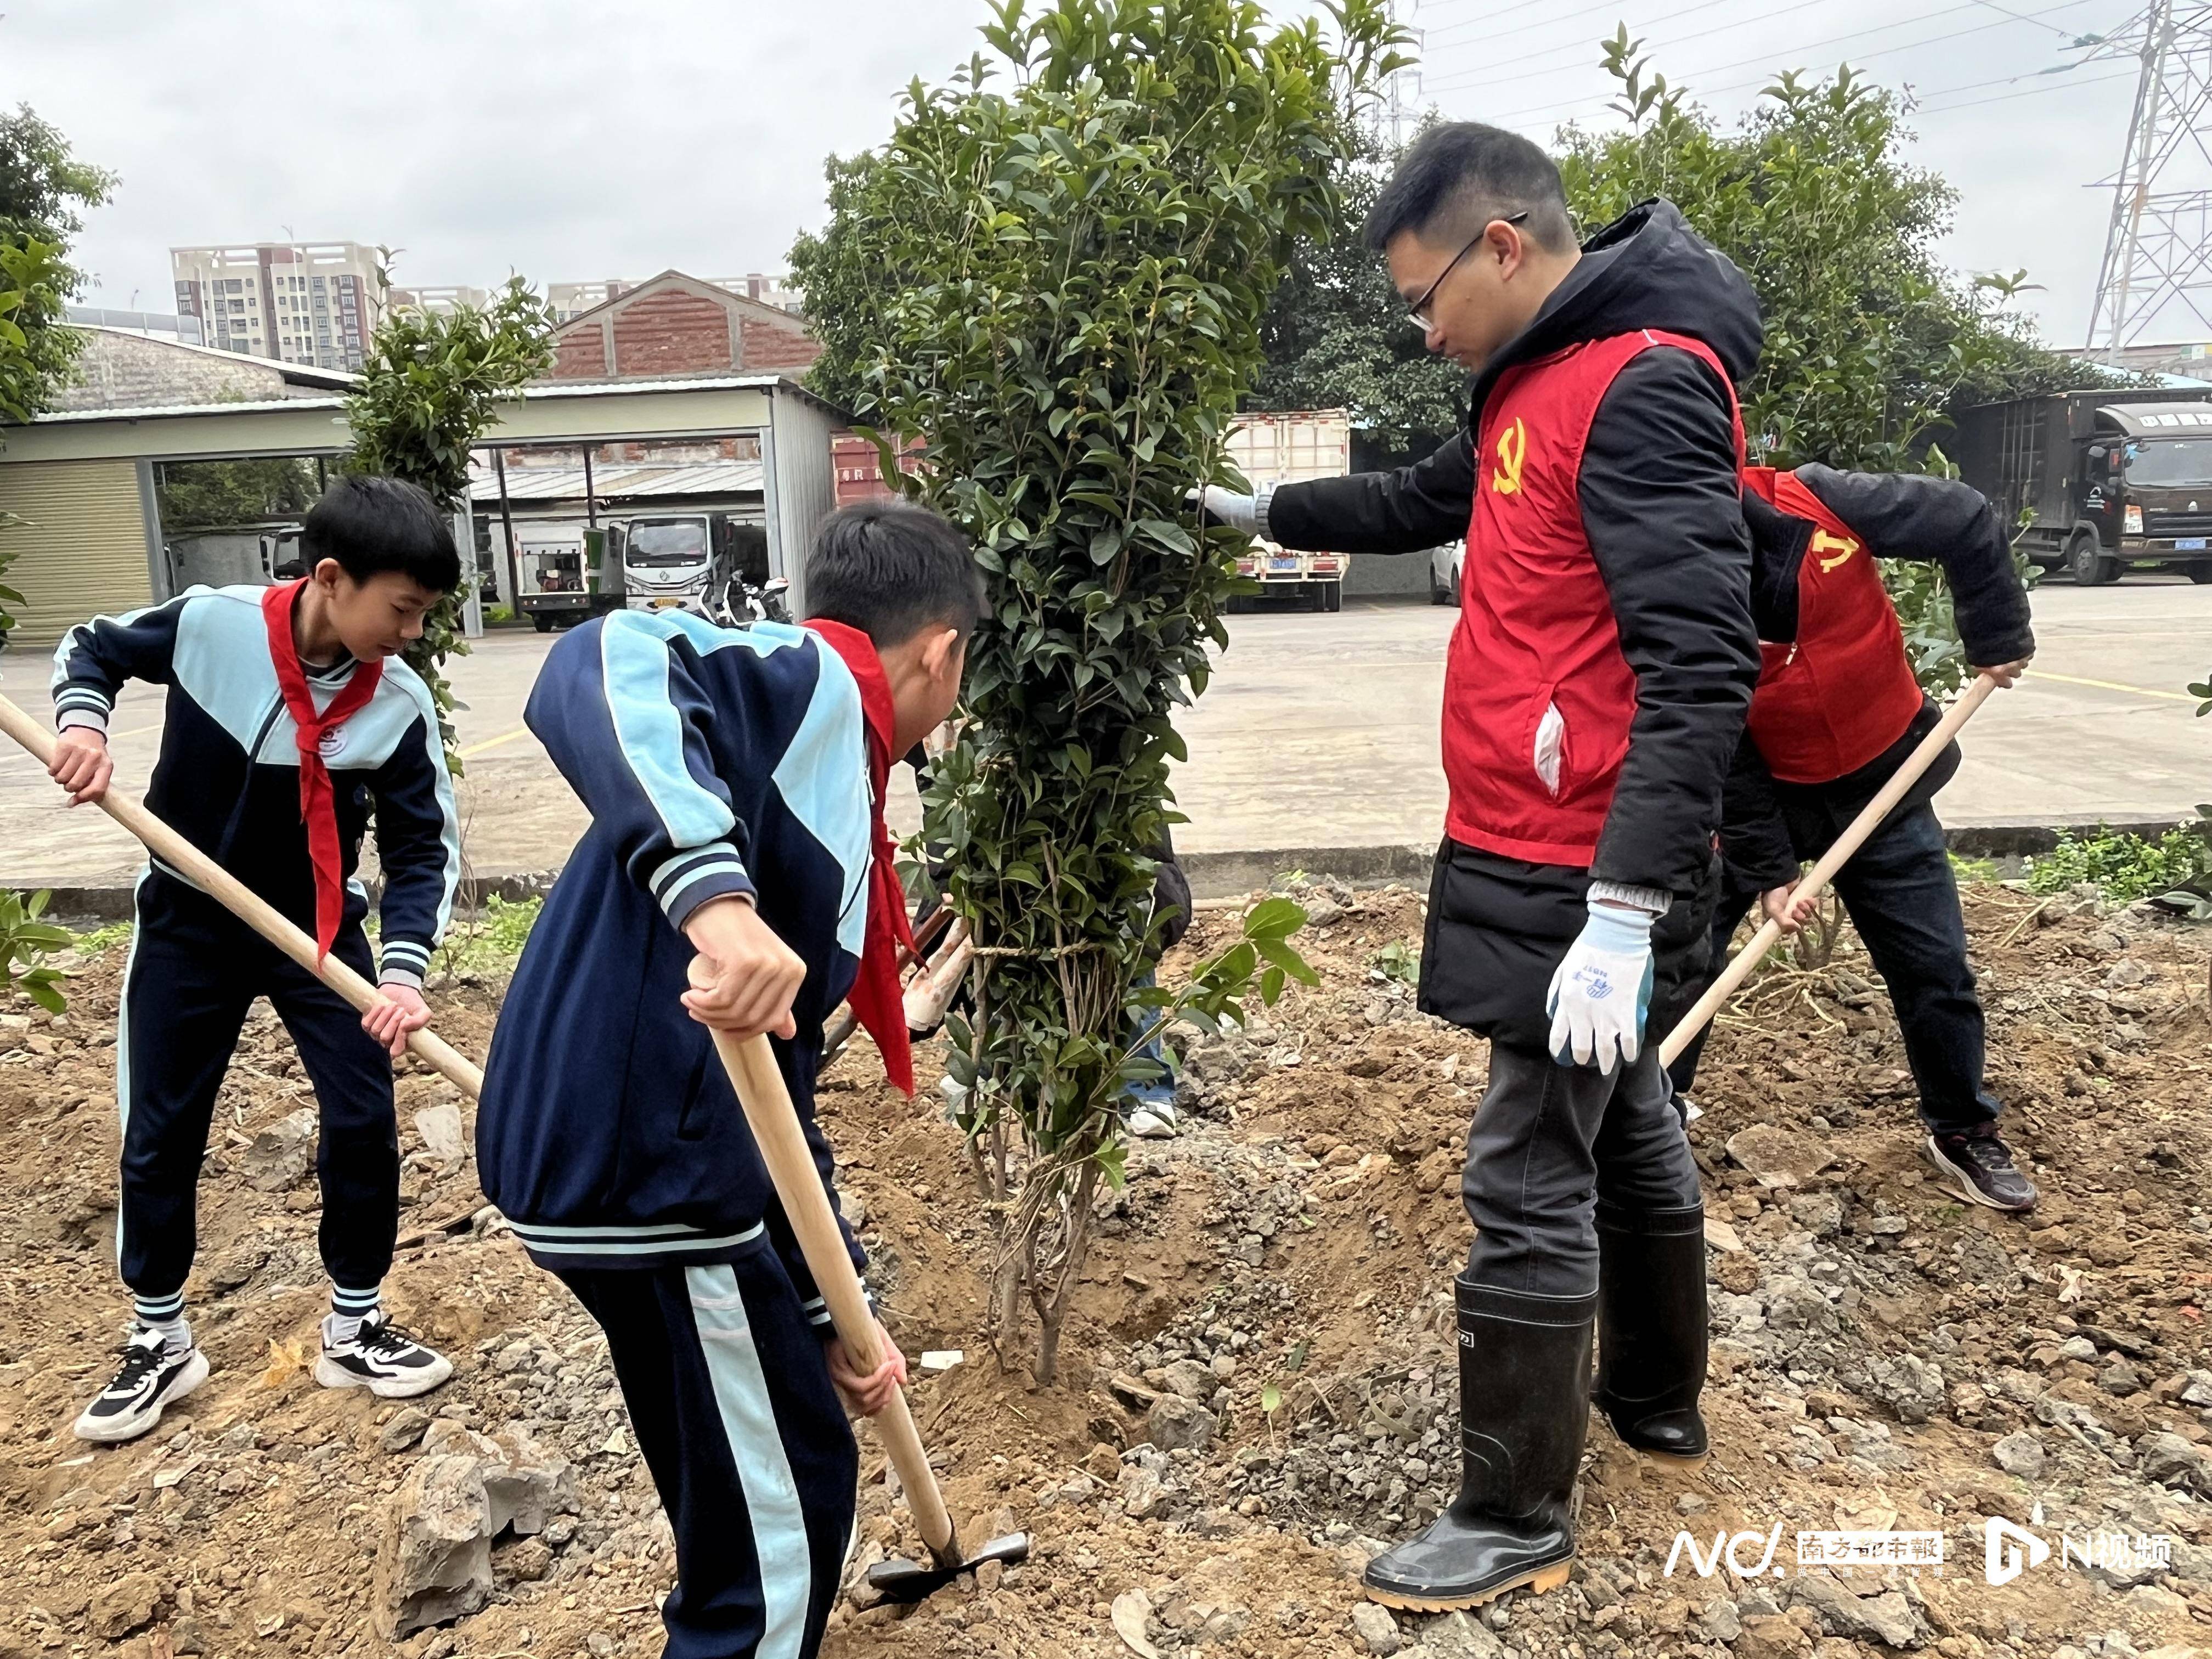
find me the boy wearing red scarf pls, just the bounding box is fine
[47,476,464,1442]
[476,501,980,1659]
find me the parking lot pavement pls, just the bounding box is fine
[3,575,2207,891]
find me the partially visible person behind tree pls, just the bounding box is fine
[1656,464,2038,1210]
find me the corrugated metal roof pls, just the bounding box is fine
[20,371,843,428]
[26,394,352,424]
[475,461,765,501]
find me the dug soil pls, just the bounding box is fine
[4,882,2211,1659]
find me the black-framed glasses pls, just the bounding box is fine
[1407,211,1528,332]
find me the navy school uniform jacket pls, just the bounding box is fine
[49,584,461,984]
[476,612,871,1320]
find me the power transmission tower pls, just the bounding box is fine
[2085,1,2212,353]
[1376,0,1426,150]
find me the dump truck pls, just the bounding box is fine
[1951,389,2212,585]
[1225,409,1352,613]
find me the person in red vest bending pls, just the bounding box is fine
[1661,465,2036,1210]
[1199,125,1760,1613]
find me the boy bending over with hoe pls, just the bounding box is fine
[476,501,981,1659]
[49,476,462,1442]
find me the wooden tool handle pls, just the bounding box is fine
[1655,673,1999,1068]
[0,692,485,1098]
[710,1029,960,1565]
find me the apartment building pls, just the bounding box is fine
[171,241,385,370]
[387,285,492,315]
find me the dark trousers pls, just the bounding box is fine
[1463,1042,1702,1299]
[560,1256,856,1659]
[117,872,398,1306]
[1666,800,2000,1136]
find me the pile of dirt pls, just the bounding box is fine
[2,877,2209,1659]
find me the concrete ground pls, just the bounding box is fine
[2,575,2207,893]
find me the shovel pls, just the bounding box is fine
[710,1029,1029,1601]
[0,690,1025,1600]
[1655,672,2000,1068]
[0,692,484,1095]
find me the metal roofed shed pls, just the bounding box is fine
[0,374,844,648]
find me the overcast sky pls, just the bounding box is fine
[0,0,2184,349]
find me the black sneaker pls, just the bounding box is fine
[1925,1128,2038,1213]
[74,1328,210,1443]
[315,1312,454,1398]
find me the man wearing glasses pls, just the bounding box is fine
[1199,125,1760,1612]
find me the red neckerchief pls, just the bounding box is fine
[261,580,382,963]
[802,618,918,1096]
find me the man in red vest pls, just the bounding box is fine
[1662,465,2037,1209]
[1200,125,1760,1611]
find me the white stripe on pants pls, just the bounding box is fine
[686,1262,812,1659]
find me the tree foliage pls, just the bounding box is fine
[0,107,111,426]
[1248,129,1465,463]
[790,0,1398,1380]
[346,279,557,763]
[1558,37,2088,693]
[155,456,323,531]
[0,888,74,1017]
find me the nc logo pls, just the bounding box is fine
[1985,1516,2049,1586]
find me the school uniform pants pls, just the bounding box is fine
[1664,799,2001,1136]
[558,1252,857,1659]
[116,871,398,1312]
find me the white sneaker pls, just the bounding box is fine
[74,1329,210,1443]
[314,1311,454,1398]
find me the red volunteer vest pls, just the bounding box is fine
[1446,330,1742,865]
[1741,467,1925,784]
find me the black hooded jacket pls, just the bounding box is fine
[1263,200,1762,1048]
[1265,199,1763,900]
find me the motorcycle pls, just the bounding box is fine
[703,572,792,629]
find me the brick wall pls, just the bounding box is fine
[540,278,823,382]
[550,327,607,380]
[608,290,736,377]
[740,318,821,373]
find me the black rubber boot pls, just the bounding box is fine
[1362,1278,1594,1612]
[1594,1200,1709,1464]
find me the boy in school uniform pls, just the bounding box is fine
[47,475,464,1443]
[476,500,982,1659]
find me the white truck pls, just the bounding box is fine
[618,512,771,617]
[1224,409,1352,613]
[512,522,623,633]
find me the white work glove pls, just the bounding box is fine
[1186,485,1260,535]
[1545,897,1658,1075]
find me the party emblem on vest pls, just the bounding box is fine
[1811,529,1860,572]
[1491,417,1529,496]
